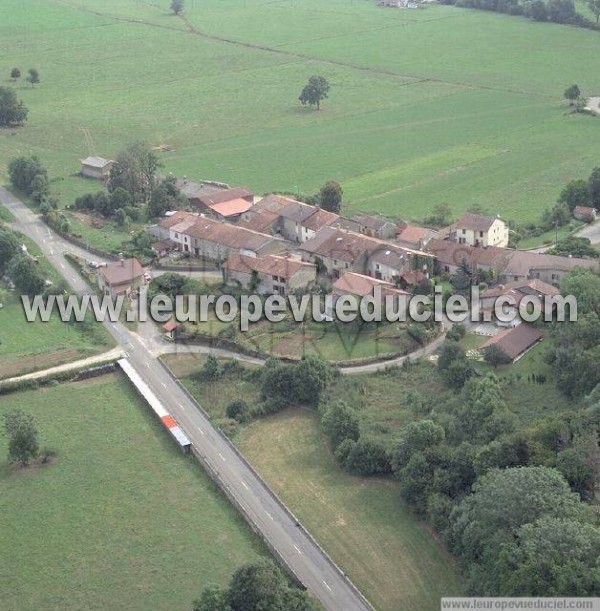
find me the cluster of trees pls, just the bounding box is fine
[441,0,597,29]
[74,143,185,226]
[298,75,330,111]
[545,267,600,397]
[193,559,316,611]
[547,236,599,259]
[0,225,47,295]
[277,180,343,214]
[320,400,391,475]
[0,86,28,127]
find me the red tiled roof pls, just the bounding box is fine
[237,211,279,233]
[453,213,499,232]
[209,198,253,218]
[396,225,429,243]
[480,324,543,361]
[158,211,197,229]
[332,272,408,298]
[163,320,181,332]
[192,187,254,207]
[183,217,278,252]
[100,258,144,286]
[223,253,315,279]
[425,239,511,270]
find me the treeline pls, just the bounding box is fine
[440,0,600,30]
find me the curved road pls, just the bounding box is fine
[1,186,374,611]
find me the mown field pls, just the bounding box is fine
[165,353,464,611]
[1,0,600,233]
[0,374,266,611]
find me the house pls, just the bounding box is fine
[498,250,599,286]
[188,186,254,212]
[151,239,173,258]
[162,320,181,340]
[425,239,512,277]
[447,213,509,248]
[332,271,409,300]
[223,253,317,295]
[480,324,543,363]
[300,226,431,281]
[168,216,287,264]
[574,206,597,222]
[98,258,144,299]
[480,279,560,323]
[206,198,254,221]
[147,210,199,241]
[237,210,280,234]
[396,224,439,250]
[80,156,114,180]
[337,215,397,240]
[277,200,339,243]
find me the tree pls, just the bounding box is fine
[171,0,184,14]
[483,344,512,368]
[547,0,576,22]
[321,401,360,449]
[298,75,330,110]
[491,517,600,596]
[293,356,333,406]
[108,142,160,203]
[201,355,221,381]
[114,208,130,227]
[226,399,249,422]
[563,84,581,105]
[559,179,589,210]
[560,267,600,315]
[8,156,47,195]
[29,173,50,205]
[109,187,132,212]
[8,253,45,295]
[438,341,473,389]
[3,410,39,466]
[588,0,600,21]
[318,181,343,214]
[193,585,231,611]
[148,176,186,218]
[449,466,593,565]
[0,87,28,127]
[588,167,600,211]
[547,236,599,259]
[0,226,21,270]
[530,0,548,20]
[343,437,391,476]
[10,68,21,81]
[26,68,40,88]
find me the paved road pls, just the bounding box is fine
[576,219,600,244]
[1,186,373,611]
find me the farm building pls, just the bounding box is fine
[98,257,144,299]
[480,324,543,363]
[80,156,114,180]
[573,206,597,222]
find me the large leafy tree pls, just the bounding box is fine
[0,87,28,126]
[588,0,600,21]
[171,0,184,14]
[3,410,39,466]
[588,167,600,210]
[492,517,600,596]
[558,178,589,210]
[7,156,47,195]
[318,181,342,214]
[298,75,330,110]
[8,253,46,296]
[0,226,21,270]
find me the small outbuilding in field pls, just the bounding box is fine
[80,156,114,180]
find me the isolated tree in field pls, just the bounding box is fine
[10,68,21,81]
[0,87,28,127]
[0,227,21,271]
[8,253,46,296]
[298,75,330,110]
[564,84,581,105]
[26,68,40,88]
[3,410,39,467]
[588,0,600,21]
[318,180,343,214]
[171,0,184,14]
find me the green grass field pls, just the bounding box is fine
[1,0,600,237]
[0,374,266,611]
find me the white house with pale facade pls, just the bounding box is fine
[448,213,509,248]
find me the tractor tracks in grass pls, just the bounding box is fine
[50,0,540,98]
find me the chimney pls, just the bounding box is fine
[120,258,125,267]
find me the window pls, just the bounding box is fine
[462,229,466,234]
[480,231,484,238]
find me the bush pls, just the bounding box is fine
[226,399,249,422]
[343,437,391,476]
